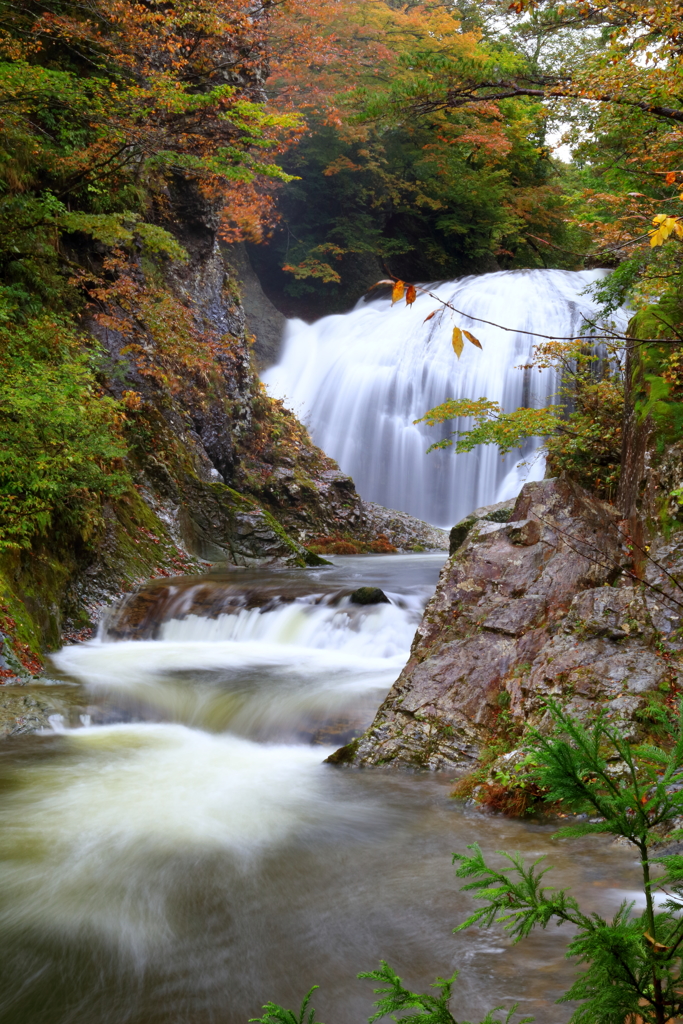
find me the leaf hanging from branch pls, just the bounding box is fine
[464,330,482,349]
[452,326,464,359]
[392,280,405,303]
[406,284,416,306]
[424,309,439,323]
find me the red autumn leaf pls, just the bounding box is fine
[405,284,417,306]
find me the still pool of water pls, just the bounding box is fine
[0,554,640,1024]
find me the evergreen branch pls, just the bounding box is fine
[249,987,324,1024]
[452,845,586,940]
[358,961,534,1024]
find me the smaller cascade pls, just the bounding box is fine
[52,559,442,742]
[264,269,626,527]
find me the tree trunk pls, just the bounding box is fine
[617,334,651,519]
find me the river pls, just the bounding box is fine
[0,554,640,1024]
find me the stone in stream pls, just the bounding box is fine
[330,475,683,772]
[349,587,390,606]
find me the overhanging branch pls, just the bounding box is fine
[419,81,683,125]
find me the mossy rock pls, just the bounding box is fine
[349,586,390,605]
[325,736,361,765]
[449,499,515,555]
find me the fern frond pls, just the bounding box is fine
[249,987,323,1024]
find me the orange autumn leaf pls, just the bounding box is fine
[666,171,677,185]
[424,309,439,323]
[464,330,482,349]
[392,280,405,303]
[406,284,417,306]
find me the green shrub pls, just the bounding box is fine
[0,312,130,551]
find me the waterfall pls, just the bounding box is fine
[263,268,622,527]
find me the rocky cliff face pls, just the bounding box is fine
[0,191,446,681]
[335,476,683,771]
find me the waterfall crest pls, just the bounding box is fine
[264,269,621,527]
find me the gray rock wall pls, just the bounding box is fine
[335,476,683,771]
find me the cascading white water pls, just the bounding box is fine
[53,584,429,736]
[264,269,624,527]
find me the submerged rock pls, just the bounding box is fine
[333,476,683,771]
[349,587,390,606]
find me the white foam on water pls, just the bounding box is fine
[159,595,419,653]
[52,598,419,733]
[54,597,419,687]
[0,723,354,953]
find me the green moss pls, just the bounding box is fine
[0,559,44,661]
[219,485,330,566]
[0,479,202,665]
[325,736,361,764]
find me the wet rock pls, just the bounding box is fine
[338,476,683,771]
[172,477,326,567]
[227,242,286,372]
[349,587,390,606]
[249,461,448,554]
[0,690,53,737]
[449,499,515,555]
[360,503,449,552]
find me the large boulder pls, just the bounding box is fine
[361,503,449,552]
[332,476,683,771]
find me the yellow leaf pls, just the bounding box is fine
[644,931,669,954]
[463,330,482,349]
[392,280,405,303]
[452,326,464,359]
[406,284,417,306]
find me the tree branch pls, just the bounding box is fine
[420,81,683,126]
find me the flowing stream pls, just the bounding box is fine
[0,554,640,1024]
[264,269,625,526]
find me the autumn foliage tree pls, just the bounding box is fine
[0,0,305,550]
[249,0,581,313]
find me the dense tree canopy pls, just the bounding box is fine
[2,0,683,547]
[0,0,304,550]
[255,0,585,312]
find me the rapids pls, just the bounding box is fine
[0,554,641,1024]
[263,269,626,526]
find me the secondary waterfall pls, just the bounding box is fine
[54,566,432,740]
[264,268,622,527]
